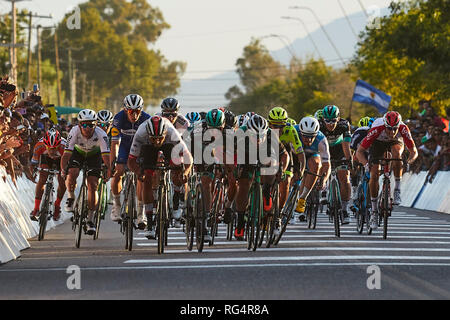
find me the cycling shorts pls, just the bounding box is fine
[40,155,62,170]
[117,140,132,165]
[369,140,403,164]
[68,149,102,178]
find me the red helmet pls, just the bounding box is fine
[43,129,62,148]
[383,111,402,128]
[145,116,167,137]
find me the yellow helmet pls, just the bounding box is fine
[268,107,288,125]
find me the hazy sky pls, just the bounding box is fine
[5,0,392,78]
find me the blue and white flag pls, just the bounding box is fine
[352,80,392,114]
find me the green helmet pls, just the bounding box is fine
[358,116,371,128]
[268,107,288,125]
[323,105,340,120]
[286,118,297,126]
[314,109,324,120]
[206,109,225,128]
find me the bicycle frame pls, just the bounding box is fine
[37,168,58,241]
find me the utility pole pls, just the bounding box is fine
[23,12,52,89]
[54,30,62,106]
[36,24,41,89]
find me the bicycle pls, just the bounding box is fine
[93,165,109,241]
[209,164,225,246]
[326,159,351,238]
[375,157,405,239]
[184,170,198,251]
[258,179,280,248]
[72,164,94,248]
[36,168,59,241]
[244,163,264,252]
[273,178,301,246]
[119,170,138,251]
[352,164,371,235]
[305,172,323,230]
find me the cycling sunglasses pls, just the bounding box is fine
[99,123,110,128]
[302,133,317,139]
[385,125,399,131]
[126,108,142,115]
[324,118,338,124]
[162,112,177,119]
[270,123,286,129]
[80,123,96,129]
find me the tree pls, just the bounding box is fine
[354,0,449,115]
[40,0,185,109]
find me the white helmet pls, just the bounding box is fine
[97,110,114,124]
[237,114,249,127]
[124,94,144,110]
[298,117,320,135]
[247,114,268,134]
[77,109,97,122]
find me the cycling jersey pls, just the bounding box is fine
[31,139,66,165]
[360,117,415,150]
[294,126,330,162]
[351,126,370,151]
[111,110,151,164]
[278,123,304,155]
[111,110,151,143]
[65,126,110,157]
[319,119,352,147]
[156,113,189,134]
[129,117,190,166]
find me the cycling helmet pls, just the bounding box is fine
[358,116,371,128]
[161,97,180,112]
[286,118,297,126]
[268,107,288,125]
[43,129,62,148]
[383,111,402,128]
[145,116,167,137]
[224,110,237,128]
[323,105,340,120]
[298,117,320,136]
[206,109,225,128]
[199,112,207,121]
[218,107,226,112]
[186,111,201,124]
[246,112,255,119]
[237,114,249,127]
[77,109,97,122]
[124,94,144,110]
[314,109,324,120]
[247,114,268,134]
[97,110,114,124]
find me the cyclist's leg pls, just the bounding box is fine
[65,150,82,211]
[368,141,386,228]
[337,167,351,223]
[140,145,159,238]
[235,166,252,239]
[55,159,66,221]
[296,155,320,216]
[86,154,102,233]
[171,167,187,227]
[391,142,404,205]
[31,162,49,219]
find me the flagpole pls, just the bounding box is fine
[348,82,357,125]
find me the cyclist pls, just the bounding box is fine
[314,109,324,120]
[294,117,331,221]
[158,97,190,224]
[97,110,114,134]
[128,115,193,239]
[186,111,202,131]
[267,107,305,211]
[237,114,250,127]
[286,118,297,126]
[110,94,151,228]
[309,105,352,224]
[349,117,374,210]
[224,110,237,130]
[356,111,418,229]
[61,109,112,235]
[30,129,66,222]
[233,114,289,240]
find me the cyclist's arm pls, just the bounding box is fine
[318,139,331,185]
[296,152,306,178]
[399,124,418,164]
[356,145,369,166]
[127,155,140,177]
[342,122,352,161]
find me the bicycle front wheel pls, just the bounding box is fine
[331,180,341,238]
[75,185,87,249]
[195,184,205,253]
[38,187,51,241]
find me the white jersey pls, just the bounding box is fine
[65,125,110,156]
[129,117,190,165]
[156,113,189,134]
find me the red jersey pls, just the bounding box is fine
[360,117,415,150]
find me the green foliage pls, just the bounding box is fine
[354,0,449,115]
[40,0,185,108]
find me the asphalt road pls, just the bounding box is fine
[1,206,450,301]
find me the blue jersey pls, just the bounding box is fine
[111,110,151,164]
[294,125,330,162]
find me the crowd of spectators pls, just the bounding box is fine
[0,77,72,183]
[406,99,450,181]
